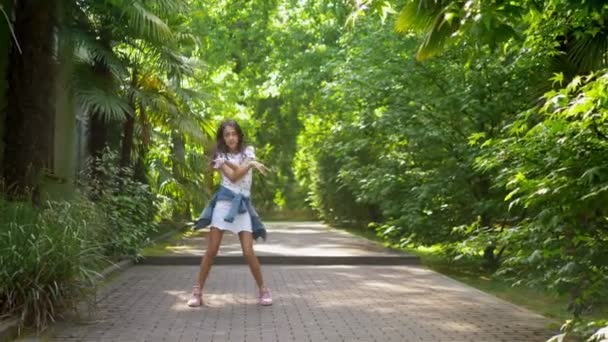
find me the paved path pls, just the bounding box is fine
[141,222,418,265]
[23,222,556,341]
[156,222,407,257]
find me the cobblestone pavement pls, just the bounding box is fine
[43,265,555,342]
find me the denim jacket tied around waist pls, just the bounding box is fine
[193,185,266,241]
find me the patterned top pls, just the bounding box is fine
[216,146,255,197]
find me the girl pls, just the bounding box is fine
[188,119,272,307]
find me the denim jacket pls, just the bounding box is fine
[193,186,267,241]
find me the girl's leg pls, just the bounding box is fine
[188,227,224,307]
[238,231,272,305]
[198,227,224,287]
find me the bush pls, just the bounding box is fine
[80,149,158,258]
[548,320,608,341]
[0,148,161,331]
[479,71,608,317]
[0,197,105,330]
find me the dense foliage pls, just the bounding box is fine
[1,0,606,338]
[292,0,608,339]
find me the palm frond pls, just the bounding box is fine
[143,90,207,143]
[394,1,463,61]
[125,39,203,79]
[200,120,217,138]
[157,48,202,77]
[150,94,182,119]
[76,87,131,122]
[174,115,207,144]
[173,87,210,104]
[134,84,208,144]
[567,32,608,73]
[125,2,173,42]
[175,31,201,47]
[185,151,211,173]
[66,28,129,78]
[158,177,181,196]
[416,5,460,61]
[145,0,189,14]
[73,62,131,122]
[395,0,447,33]
[130,90,176,123]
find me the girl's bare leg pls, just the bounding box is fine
[198,227,224,287]
[188,227,223,307]
[238,231,265,288]
[239,231,273,305]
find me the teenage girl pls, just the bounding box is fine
[188,119,272,307]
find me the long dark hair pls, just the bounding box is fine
[211,120,245,165]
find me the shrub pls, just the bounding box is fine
[0,197,105,329]
[80,149,158,258]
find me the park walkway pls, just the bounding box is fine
[31,222,554,341]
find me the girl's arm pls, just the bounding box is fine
[220,159,269,179]
[213,147,268,181]
[224,161,238,170]
[218,161,253,182]
[211,154,238,171]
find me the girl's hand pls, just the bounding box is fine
[213,156,226,169]
[249,160,269,175]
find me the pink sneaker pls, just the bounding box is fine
[187,285,202,307]
[258,288,273,306]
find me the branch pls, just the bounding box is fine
[1,4,22,54]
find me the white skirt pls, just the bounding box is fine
[210,200,252,234]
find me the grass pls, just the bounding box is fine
[149,219,189,239]
[140,228,206,256]
[338,225,607,327]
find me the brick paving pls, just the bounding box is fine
[20,222,557,341]
[45,265,554,342]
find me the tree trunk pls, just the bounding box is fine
[3,0,57,200]
[120,112,135,168]
[133,99,149,183]
[171,131,189,220]
[120,69,138,168]
[0,0,15,176]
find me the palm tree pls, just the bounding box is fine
[136,67,216,220]
[69,0,184,160]
[70,0,222,219]
[3,0,215,218]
